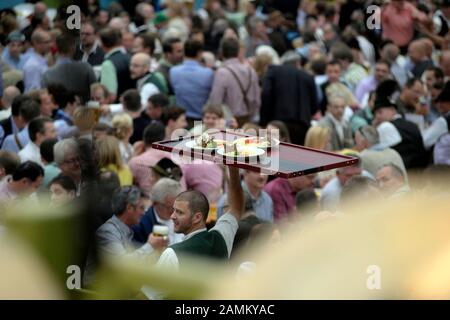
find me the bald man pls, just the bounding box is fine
[130,53,168,107]
[408,40,434,78]
[0,86,20,121]
[381,43,408,86]
[23,30,51,92]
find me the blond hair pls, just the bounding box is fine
[95,135,124,169]
[73,106,100,131]
[112,113,133,140]
[304,126,331,150]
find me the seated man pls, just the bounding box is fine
[317,94,354,151]
[132,178,184,246]
[19,117,57,165]
[96,185,166,258]
[217,170,273,222]
[264,174,315,222]
[320,156,367,212]
[0,161,44,203]
[354,125,407,180]
[376,163,410,198]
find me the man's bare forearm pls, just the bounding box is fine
[227,166,244,220]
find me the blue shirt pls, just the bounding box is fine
[1,126,30,153]
[217,182,274,222]
[170,60,214,119]
[23,51,48,92]
[2,46,26,71]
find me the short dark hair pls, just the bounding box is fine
[203,104,223,118]
[327,59,341,68]
[148,93,170,108]
[426,66,444,81]
[221,37,240,59]
[0,151,20,175]
[184,39,203,58]
[11,95,31,117]
[28,117,53,142]
[176,190,210,222]
[111,185,143,216]
[40,138,59,163]
[137,32,156,54]
[12,161,44,182]
[56,33,76,56]
[49,174,77,193]
[19,99,41,123]
[143,121,166,146]
[99,27,121,48]
[376,59,391,69]
[47,83,77,110]
[121,89,141,112]
[405,77,421,89]
[161,106,186,126]
[162,37,182,54]
[310,57,327,75]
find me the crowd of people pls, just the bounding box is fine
[0,0,450,295]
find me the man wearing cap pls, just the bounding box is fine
[423,81,450,164]
[2,31,26,71]
[373,95,428,169]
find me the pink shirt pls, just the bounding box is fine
[180,160,223,203]
[381,2,427,47]
[128,148,168,196]
[264,178,296,222]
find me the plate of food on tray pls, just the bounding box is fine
[184,132,226,151]
[233,136,280,150]
[217,143,265,161]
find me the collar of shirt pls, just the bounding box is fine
[10,117,18,134]
[242,181,263,204]
[111,214,133,239]
[158,58,172,68]
[80,41,99,55]
[182,59,202,67]
[56,57,72,65]
[105,47,125,59]
[223,58,241,67]
[30,51,47,64]
[183,228,208,241]
[137,72,152,88]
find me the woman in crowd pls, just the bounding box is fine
[95,136,133,186]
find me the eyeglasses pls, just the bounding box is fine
[62,157,80,166]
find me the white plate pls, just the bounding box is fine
[217,147,265,161]
[233,137,280,150]
[185,140,217,151]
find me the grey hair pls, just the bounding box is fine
[112,186,142,216]
[378,163,405,180]
[150,178,182,203]
[280,50,302,66]
[53,139,78,165]
[357,125,380,146]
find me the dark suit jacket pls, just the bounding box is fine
[132,206,159,244]
[42,61,97,103]
[260,65,318,126]
[74,45,105,67]
[0,117,13,147]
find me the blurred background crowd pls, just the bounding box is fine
[0,0,450,297]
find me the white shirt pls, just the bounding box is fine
[377,117,403,149]
[0,108,11,121]
[18,142,42,165]
[140,83,160,108]
[423,116,449,149]
[141,213,239,299]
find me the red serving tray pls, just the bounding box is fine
[151,129,358,178]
